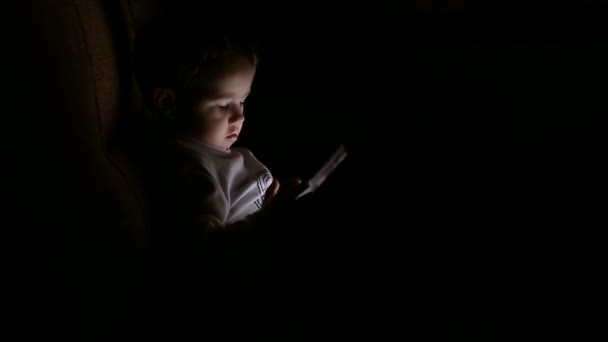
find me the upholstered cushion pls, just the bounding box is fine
[7,1,149,338]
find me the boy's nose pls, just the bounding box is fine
[229,107,245,123]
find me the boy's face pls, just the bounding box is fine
[186,57,256,149]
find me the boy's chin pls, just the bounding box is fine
[216,141,235,150]
[192,136,233,150]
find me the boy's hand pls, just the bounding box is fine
[263,177,309,211]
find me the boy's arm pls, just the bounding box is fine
[180,164,271,231]
[171,164,278,275]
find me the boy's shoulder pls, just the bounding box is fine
[231,147,267,167]
[172,143,255,174]
[231,146,253,157]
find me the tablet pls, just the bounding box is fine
[297,144,348,199]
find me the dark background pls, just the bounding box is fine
[235,3,606,340]
[3,0,606,340]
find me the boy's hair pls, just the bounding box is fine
[133,13,259,110]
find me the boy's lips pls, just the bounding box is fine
[227,133,238,140]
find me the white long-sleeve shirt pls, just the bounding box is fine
[175,137,274,228]
[147,135,279,285]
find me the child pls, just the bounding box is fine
[132,15,314,338]
[132,16,314,295]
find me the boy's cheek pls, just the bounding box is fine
[195,120,222,138]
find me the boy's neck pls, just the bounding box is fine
[178,136,231,153]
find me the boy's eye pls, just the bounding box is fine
[214,100,247,112]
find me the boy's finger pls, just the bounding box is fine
[269,179,280,196]
[264,179,280,205]
[287,178,309,195]
[282,177,301,188]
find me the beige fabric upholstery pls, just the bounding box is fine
[5,1,214,338]
[4,0,172,338]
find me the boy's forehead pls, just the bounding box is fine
[200,89,250,99]
[196,59,255,98]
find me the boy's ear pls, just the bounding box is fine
[153,88,176,119]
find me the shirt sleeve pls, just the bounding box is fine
[179,162,268,230]
[181,163,229,228]
[172,161,276,277]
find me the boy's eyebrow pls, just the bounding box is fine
[203,90,250,99]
